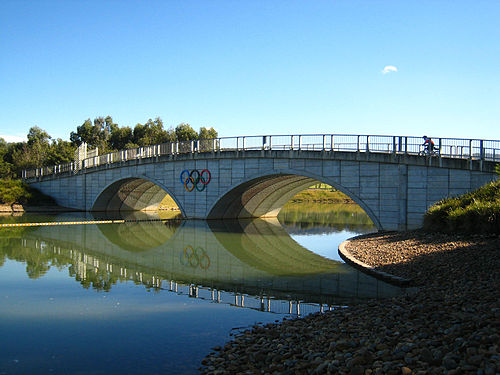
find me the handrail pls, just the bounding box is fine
[22,134,500,179]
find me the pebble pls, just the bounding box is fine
[199,230,500,374]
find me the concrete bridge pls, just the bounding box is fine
[23,134,499,230]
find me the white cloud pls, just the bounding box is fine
[0,134,26,143]
[382,65,398,75]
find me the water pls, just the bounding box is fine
[0,207,404,374]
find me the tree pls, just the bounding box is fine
[11,126,51,171]
[0,179,30,205]
[70,119,94,146]
[0,138,13,178]
[133,117,175,147]
[70,117,114,152]
[27,126,51,146]
[198,127,218,139]
[46,139,75,166]
[175,123,198,141]
[109,126,134,150]
[198,127,218,152]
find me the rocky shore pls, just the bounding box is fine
[200,230,500,374]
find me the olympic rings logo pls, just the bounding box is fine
[180,246,210,269]
[180,169,211,192]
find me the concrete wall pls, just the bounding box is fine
[29,150,497,231]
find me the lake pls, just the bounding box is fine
[0,204,404,374]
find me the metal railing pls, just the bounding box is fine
[22,134,500,179]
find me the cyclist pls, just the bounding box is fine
[422,135,435,154]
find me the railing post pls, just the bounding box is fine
[322,135,326,151]
[290,135,294,150]
[479,140,484,160]
[330,135,334,151]
[213,139,217,152]
[175,142,179,154]
[392,136,396,154]
[237,137,240,151]
[298,135,302,150]
[268,135,272,150]
[469,139,473,159]
[366,136,370,152]
[357,135,360,152]
[242,136,246,150]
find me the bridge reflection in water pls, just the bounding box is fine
[13,213,404,316]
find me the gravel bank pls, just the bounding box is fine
[200,230,500,374]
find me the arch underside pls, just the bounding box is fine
[92,178,169,212]
[208,174,318,219]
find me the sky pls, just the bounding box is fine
[1,0,499,143]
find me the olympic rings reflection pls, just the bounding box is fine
[180,246,211,269]
[180,169,211,192]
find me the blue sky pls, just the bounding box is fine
[1,0,499,142]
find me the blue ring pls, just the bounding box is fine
[179,169,190,185]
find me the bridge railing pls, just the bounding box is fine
[22,134,500,179]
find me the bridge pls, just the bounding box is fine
[23,134,499,230]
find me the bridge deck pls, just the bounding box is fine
[23,134,500,180]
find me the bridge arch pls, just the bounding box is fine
[206,169,382,229]
[91,175,186,216]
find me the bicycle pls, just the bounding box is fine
[418,145,440,157]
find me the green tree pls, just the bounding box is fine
[0,179,30,205]
[109,126,134,150]
[46,139,75,165]
[0,138,14,178]
[11,126,51,171]
[27,126,51,146]
[70,119,94,146]
[70,117,114,152]
[175,123,198,141]
[133,117,175,146]
[198,127,218,139]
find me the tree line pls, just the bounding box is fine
[0,116,217,179]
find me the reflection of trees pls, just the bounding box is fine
[278,203,375,232]
[0,237,55,279]
[68,264,118,292]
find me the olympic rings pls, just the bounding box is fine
[179,246,211,269]
[180,169,211,192]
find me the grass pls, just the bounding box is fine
[423,179,500,234]
[289,186,353,203]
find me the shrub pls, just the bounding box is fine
[423,179,500,234]
[0,179,56,206]
[0,179,30,205]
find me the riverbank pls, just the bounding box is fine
[200,230,499,374]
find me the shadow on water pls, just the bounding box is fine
[0,210,404,311]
